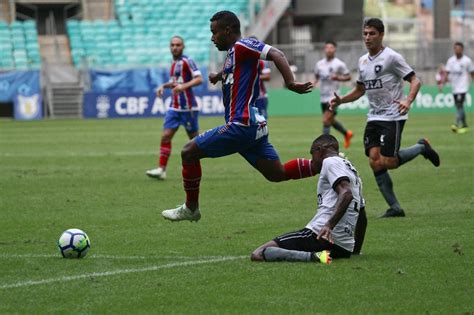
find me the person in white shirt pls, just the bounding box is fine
[330,18,440,218]
[250,134,367,264]
[443,42,474,134]
[314,41,353,148]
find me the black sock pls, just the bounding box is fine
[374,169,402,211]
[332,121,347,135]
[397,143,424,166]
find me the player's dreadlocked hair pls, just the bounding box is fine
[210,11,241,35]
[312,134,339,152]
[363,17,385,33]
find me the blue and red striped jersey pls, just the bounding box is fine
[221,38,271,125]
[169,55,201,111]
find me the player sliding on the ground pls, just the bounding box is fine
[146,36,203,180]
[330,18,440,218]
[162,11,313,222]
[251,135,367,264]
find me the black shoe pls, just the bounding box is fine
[379,208,405,218]
[418,138,440,167]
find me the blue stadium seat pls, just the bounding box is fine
[65,0,250,68]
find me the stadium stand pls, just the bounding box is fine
[67,0,249,68]
[0,20,41,70]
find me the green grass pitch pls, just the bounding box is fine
[0,113,472,313]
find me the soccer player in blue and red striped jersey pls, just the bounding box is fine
[162,11,314,222]
[146,36,203,180]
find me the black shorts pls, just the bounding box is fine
[321,102,337,115]
[273,228,351,259]
[363,120,405,157]
[453,93,466,107]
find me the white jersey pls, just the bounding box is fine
[446,55,474,94]
[306,156,364,252]
[357,47,414,122]
[315,57,350,103]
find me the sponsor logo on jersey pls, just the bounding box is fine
[364,79,383,90]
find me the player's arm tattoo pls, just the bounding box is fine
[326,179,353,229]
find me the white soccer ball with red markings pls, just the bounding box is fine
[57,228,91,258]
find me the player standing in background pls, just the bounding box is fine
[162,11,313,222]
[314,41,353,148]
[330,18,440,218]
[249,36,272,119]
[256,59,271,119]
[443,42,474,134]
[146,36,203,180]
[251,135,367,264]
[435,64,447,92]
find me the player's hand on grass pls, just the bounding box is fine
[172,84,184,94]
[287,81,313,94]
[329,92,342,111]
[395,99,411,115]
[317,225,333,244]
[156,86,164,98]
[209,72,222,85]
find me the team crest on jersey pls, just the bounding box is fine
[374,65,383,73]
[224,53,233,70]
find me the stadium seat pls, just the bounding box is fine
[66,0,250,68]
[0,20,41,70]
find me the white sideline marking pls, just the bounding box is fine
[0,256,246,290]
[0,254,237,260]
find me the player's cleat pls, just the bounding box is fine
[379,208,405,218]
[146,167,167,180]
[162,203,201,222]
[344,130,353,149]
[457,127,469,134]
[450,125,458,133]
[314,250,332,264]
[418,138,440,167]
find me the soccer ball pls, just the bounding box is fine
[57,228,91,258]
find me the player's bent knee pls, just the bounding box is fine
[181,141,197,161]
[380,156,399,169]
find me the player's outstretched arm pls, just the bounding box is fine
[329,83,365,111]
[317,180,353,243]
[266,47,312,94]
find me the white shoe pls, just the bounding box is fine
[146,167,167,180]
[162,203,201,222]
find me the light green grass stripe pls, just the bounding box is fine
[0,256,246,290]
